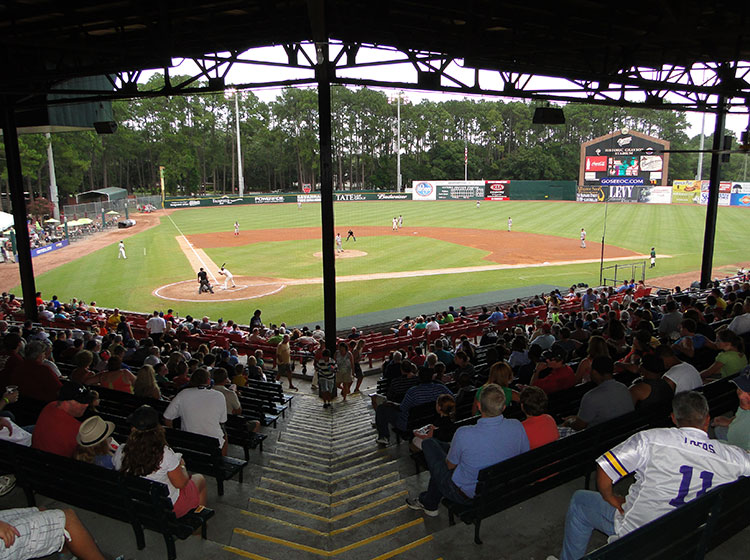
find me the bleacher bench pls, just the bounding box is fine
[0,439,213,560]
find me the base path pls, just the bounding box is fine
[156,226,653,303]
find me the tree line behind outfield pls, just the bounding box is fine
[1,74,747,202]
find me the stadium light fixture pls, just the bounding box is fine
[532,106,565,125]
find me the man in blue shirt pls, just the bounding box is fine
[487,306,505,324]
[406,384,529,516]
[375,368,452,445]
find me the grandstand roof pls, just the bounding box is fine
[1,2,748,111]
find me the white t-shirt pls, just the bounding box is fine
[146,316,166,334]
[664,362,702,393]
[597,427,750,539]
[163,387,228,446]
[114,444,183,504]
[728,313,750,335]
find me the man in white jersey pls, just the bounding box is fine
[552,391,750,560]
[218,266,236,289]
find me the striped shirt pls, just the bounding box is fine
[397,382,453,430]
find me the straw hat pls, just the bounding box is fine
[76,416,115,447]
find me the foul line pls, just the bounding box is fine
[165,213,219,283]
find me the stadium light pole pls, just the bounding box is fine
[599,194,609,287]
[225,89,245,197]
[390,91,406,192]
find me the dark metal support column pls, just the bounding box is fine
[1,97,38,320]
[699,97,726,289]
[309,0,337,351]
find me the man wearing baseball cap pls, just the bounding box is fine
[32,381,92,458]
[712,366,750,450]
[529,346,576,395]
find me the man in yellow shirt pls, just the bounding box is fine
[276,334,298,390]
[106,308,122,331]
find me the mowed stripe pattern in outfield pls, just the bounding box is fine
[187,226,642,267]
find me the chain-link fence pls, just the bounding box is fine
[62,195,162,222]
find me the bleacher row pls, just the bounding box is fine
[2,276,748,560]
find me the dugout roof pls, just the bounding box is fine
[0,1,749,112]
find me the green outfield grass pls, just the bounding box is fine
[27,200,750,325]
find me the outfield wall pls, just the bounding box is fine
[576,181,750,207]
[410,180,576,201]
[163,191,410,208]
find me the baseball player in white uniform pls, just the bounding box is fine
[335,233,343,253]
[507,217,512,232]
[234,221,239,236]
[580,228,586,248]
[555,391,750,560]
[398,215,403,228]
[118,240,126,259]
[392,217,398,231]
[218,267,235,289]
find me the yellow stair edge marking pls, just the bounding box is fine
[275,441,332,458]
[330,518,423,555]
[247,498,330,522]
[275,448,331,465]
[333,449,385,467]
[269,460,330,476]
[261,477,330,496]
[262,466,330,484]
[247,491,407,522]
[233,518,423,557]
[331,479,404,507]
[331,472,398,496]
[239,505,408,537]
[329,505,408,535]
[369,535,435,560]
[329,458,396,480]
[223,545,272,560]
[330,490,408,521]
[274,437,332,451]
[257,487,330,507]
[240,510,327,536]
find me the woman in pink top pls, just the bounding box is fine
[520,386,559,449]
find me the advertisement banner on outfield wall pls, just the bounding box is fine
[165,191,411,208]
[576,185,606,202]
[672,180,703,204]
[411,181,485,200]
[698,181,732,206]
[484,180,511,200]
[640,186,673,204]
[606,184,643,203]
[730,183,750,207]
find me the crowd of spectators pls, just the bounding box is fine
[1,273,750,558]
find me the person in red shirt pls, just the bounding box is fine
[530,347,576,395]
[520,386,559,449]
[10,340,61,402]
[31,382,92,458]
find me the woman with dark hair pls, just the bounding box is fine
[99,357,136,394]
[114,405,207,518]
[70,350,101,385]
[116,315,133,343]
[519,386,559,449]
[335,342,354,402]
[700,330,748,380]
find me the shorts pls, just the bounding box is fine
[173,479,200,518]
[318,377,335,394]
[354,363,363,379]
[0,507,68,560]
[277,363,291,376]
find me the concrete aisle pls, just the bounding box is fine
[224,393,440,560]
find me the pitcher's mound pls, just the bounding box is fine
[313,250,367,259]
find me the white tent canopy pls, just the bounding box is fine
[0,212,14,231]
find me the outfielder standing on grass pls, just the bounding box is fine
[650,247,656,268]
[508,217,512,232]
[580,228,586,248]
[118,240,126,259]
[234,221,239,236]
